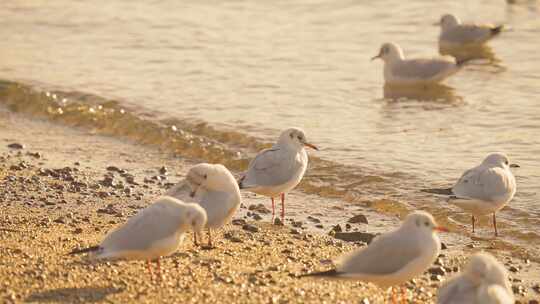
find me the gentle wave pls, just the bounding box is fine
[1,79,539,260]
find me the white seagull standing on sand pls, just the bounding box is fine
[436,14,504,49]
[302,211,447,300]
[166,163,241,247]
[437,252,514,304]
[422,152,517,237]
[372,42,468,86]
[238,127,318,222]
[68,196,207,277]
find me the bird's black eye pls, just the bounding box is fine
[204,174,207,179]
[424,222,429,227]
[505,160,509,165]
[297,135,303,141]
[290,133,294,139]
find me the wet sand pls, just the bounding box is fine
[0,109,538,303]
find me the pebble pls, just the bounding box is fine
[232,219,247,226]
[242,224,259,233]
[273,218,283,226]
[347,214,368,224]
[223,231,243,243]
[7,143,24,149]
[509,265,519,273]
[428,266,446,276]
[331,224,342,233]
[307,216,321,223]
[333,232,376,244]
[159,166,168,175]
[27,152,41,159]
[248,204,271,214]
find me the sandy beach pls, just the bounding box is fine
[0,109,538,304]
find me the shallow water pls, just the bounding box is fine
[0,1,539,252]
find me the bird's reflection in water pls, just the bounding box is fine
[383,83,463,105]
[440,44,506,72]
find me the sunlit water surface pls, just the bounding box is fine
[1,0,539,253]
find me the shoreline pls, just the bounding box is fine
[0,108,539,303]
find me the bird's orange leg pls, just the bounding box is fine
[493,213,498,237]
[280,193,285,221]
[207,228,213,248]
[271,197,275,221]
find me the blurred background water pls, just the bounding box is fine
[0,0,539,252]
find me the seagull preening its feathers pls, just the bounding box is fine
[422,152,517,236]
[238,127,318,222]
[437,252,514,304]
[166,163,241,247]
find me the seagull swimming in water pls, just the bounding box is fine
[372,42,468,86]
[436,14,504,49]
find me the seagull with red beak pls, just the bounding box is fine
[238,127,318,223]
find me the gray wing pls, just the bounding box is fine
[452,167,512,202]
[242,147,296,188]
[437,275,476,304]
[393,58,456,79]
[101,201,183,251]
[477,284,514,304]
[442,25,493,44]
[338,231,422,275]
[166,181,199,202]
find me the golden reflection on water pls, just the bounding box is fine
[383,83,463,104]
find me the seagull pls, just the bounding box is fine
[68,196,207,277]
[166,163,242,247]
[436,14,504,49]
[372,42,468,86]
[437,252,514,304]
[422,152,517,236]
[238,127,318,222]
[301,211,447,300]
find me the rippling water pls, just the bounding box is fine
[0,1,539,254]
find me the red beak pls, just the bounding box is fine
[434,226,449,232]
[304,143,319,151]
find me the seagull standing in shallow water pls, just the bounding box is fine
[422,152,518,236]
[68,196,207,278]
[372,42,468,86]
[166,163,241,247]
[301,211,447,301]
[238,127,318,222]
[436,14,504,49]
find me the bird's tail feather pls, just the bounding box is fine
[298,269,342,278]
[491,25,504,36]
[421,188,454,195]
[68,245,100,255]
[456,57,475,67]
[237,175,246,189]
